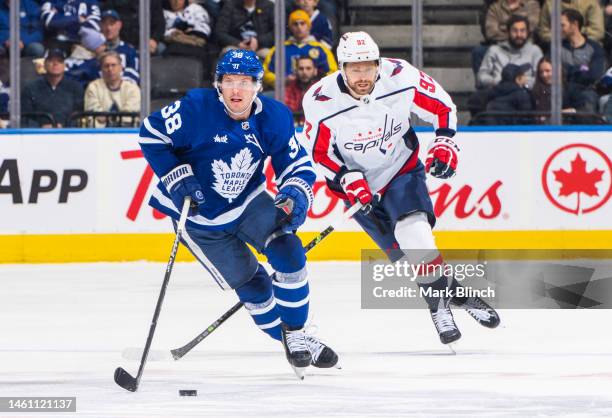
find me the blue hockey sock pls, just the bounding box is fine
[264,233,309,329]
[273,268,309,329]
[235,264,282,341]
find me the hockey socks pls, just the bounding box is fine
[237,265,283,340]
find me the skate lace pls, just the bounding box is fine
[285,329,308,352]
[465,298,492,321]
[432,308,456,333]
[303,324,324,361]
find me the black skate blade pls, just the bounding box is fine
[114,367,138,392]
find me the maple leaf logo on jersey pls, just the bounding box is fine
[212,148,260,203]
[312,86,331,101]
[387,58,404,77]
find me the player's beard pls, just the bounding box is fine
[349,79,374,96]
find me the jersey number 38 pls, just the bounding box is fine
[161,101,183,134]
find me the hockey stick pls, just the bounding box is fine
[114,197,192,392]
[170,200,365,360]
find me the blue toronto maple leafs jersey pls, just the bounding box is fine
[41,0,101,42]
[139,88,316,230]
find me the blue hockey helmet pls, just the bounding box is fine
[215,49,264,84]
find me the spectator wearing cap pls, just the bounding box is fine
[84,50,140,127]
[285,55,319,125]
[101,0,166,55]
[560,8,605,112]
[477,15,543,88]
[262,9,336,88]
[293,0,333,49]
[100,10,139,84]
[0,0,45,57]
[41,0,104,54]
[64,9,140,88]
[485,63,535,124]
[538,0,604,45]
[214,0,275,60]
[22,49,83,127]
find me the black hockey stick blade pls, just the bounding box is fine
[114,367,139,392]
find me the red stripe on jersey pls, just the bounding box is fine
[313,122,342,174]
[413,90,450,129]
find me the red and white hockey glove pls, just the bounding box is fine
[339,170,373,206]
[425,136,460,179]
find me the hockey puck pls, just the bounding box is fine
[179,390,197,396]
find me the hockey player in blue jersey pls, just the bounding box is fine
[139,49,338,377]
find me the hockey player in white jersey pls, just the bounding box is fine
[302,32,500,344]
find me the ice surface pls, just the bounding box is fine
[1,262,611,418]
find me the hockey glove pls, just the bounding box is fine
[425,136,460,179]
[339,170,373,206]
[274,180,312,233]
[161,164,205,216]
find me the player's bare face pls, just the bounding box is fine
[220,74,258,119]
[344,61,378,97]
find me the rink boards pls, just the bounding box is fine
[1,127,611,262]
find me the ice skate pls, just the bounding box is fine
[452,295,500,328]
[430,305,462,345]
[281,324,311,379]
[304,334,339,369]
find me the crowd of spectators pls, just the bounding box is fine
[1,0,612,127]
[473,0,612,124]
[0,0,337,128]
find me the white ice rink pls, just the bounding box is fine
[1,261,612,418]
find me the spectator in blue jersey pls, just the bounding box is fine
[0,0,45,58]
[214,0,275,60]
[41,0,104,54]
[100,10,139,83]
[561,8,606,112]
[138,49,339,376]
[65,9,139,89]
[22,49,83,127]
[263,9,337,88]
[294,0,333,49]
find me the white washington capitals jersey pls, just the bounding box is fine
[139,88,315,230]
[302,58,457,194]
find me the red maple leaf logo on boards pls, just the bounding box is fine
[553,154,604,213]
[541,143,612,215]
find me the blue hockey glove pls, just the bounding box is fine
[274,179,313,233]
[161,164,205,216]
